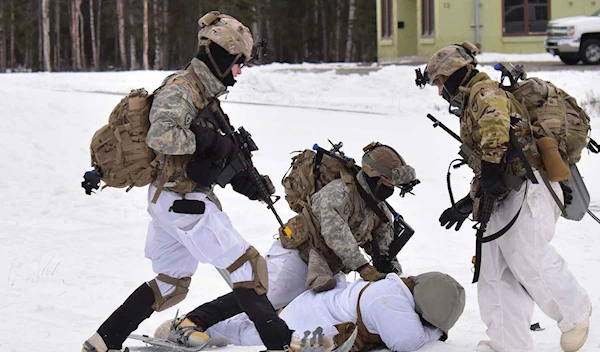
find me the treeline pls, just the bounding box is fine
[0,0,376,72]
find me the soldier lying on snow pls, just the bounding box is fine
[155,271,466,352]
[153,143,420,348]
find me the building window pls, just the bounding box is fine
[422,0,435,37]
[503,0,549,35]
[381,0,394,40]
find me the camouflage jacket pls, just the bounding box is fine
[459,72,531,179]
[147,58,226,155]
[309,171,395,271]
[146,58,227,198]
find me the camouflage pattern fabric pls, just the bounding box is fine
[460,72,525,165]
[309,171,394,271]
[197,12,254,60]
[146,58,227,196]
[146,58,226,155]
[426,44,476,85]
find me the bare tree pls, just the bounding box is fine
[128,0,138,70]
[54,0,61,69]
[9,0,14,70]
[42,0,51,71]
[345,0,355,62]
[320,0,328,62]
[142,0,149,70]
[117,0,127,68]
[0,1,5,72]
[70,0,83,70]
[89,0,99,70]
[96,0,101,69]
[78,0,86,69]
[153,0,161,69]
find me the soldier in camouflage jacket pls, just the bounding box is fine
[427,42,591,352]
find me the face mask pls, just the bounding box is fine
[365,175,395,201]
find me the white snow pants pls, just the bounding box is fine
[264,240,310,309]
[478,171,591,352]
[144,185,253,296]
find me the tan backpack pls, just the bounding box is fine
[90,88,160,190]
[279,149,360,251]
[282,149,357,213]
[89,67,206,201]
[510,77,591,164]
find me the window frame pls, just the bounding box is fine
[380,0,394,40]
[502,0,551,37]
[421,0,435,38]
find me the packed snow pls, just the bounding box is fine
[0,60,599,352]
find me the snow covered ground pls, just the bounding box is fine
[0,61,599,352]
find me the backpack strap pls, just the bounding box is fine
[186,64,213,101]
[333,282,385,351]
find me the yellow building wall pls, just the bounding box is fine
[378,0,600,61]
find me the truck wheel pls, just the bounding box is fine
[559,55,580,65]
[581,39,600,65]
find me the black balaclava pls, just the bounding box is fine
[443,66,479,97]
[196,42,244,87]
[365,174,395,201]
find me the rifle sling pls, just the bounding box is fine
[472,183,528,283]
[508,123,538,184]
[355,181,389,224]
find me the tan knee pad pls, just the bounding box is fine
[227,246,269,295]
[148,274,192,312]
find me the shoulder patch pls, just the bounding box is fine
[184,112,193,126]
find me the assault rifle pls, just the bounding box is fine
[313,142,416,273]
[204,99,290,234]
[471,194,494,283]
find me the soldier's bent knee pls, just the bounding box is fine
[148,274,192,312]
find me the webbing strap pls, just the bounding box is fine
[508,120,538,184]
[538,169,568,217]
[355,181,389,224]
[226,246,259,274]
[186,64,212,100]
[314,149,325,192]
[472,184,527,283]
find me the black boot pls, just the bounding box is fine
[186,291,242,330]
[96,283,155,349]
[233,287,292,350]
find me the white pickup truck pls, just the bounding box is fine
[545,8,600,65]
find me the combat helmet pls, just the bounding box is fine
[426,41,479,86]
[361,142,416,188]
[197,11,253,80]
[412,272,466,337]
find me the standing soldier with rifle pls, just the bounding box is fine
[421,42,592,352]
[81,11,293,352]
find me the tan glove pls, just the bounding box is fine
[358,264,386,282]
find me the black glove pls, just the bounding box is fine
[481,160,508,197]
[186,157,223,187]
[439,195,473,231]
[190,125,238,162]
[230,172,261,200]
[560,182,573,205]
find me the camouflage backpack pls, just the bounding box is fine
[282,149,357,213]
[510,77,591,164]
[90,88,160,190]
[88,67,207,201]
[279,149,360,252]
